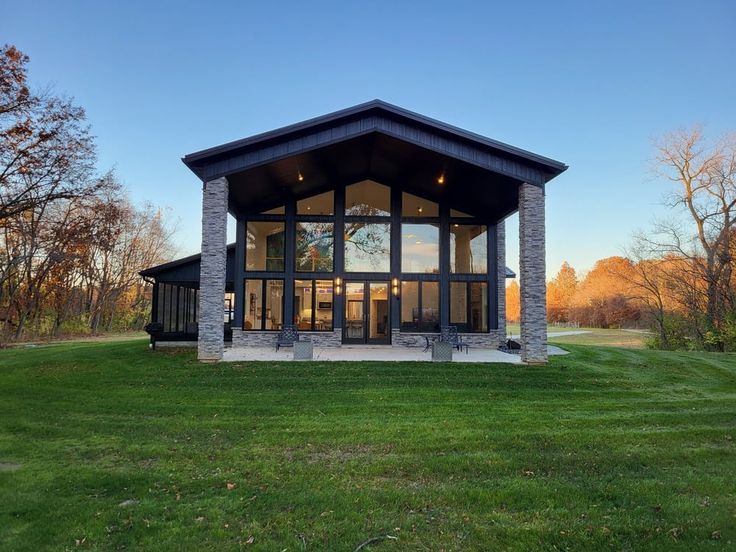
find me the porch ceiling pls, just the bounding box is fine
[182,100,567,221]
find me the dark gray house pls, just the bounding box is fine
[142,100,567,363]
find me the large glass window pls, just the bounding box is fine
[244,279,283,330]
[261,205,285,215]
[296,222,334,272]
[450,225,488,274]
[401,281,440,332]
[402,192,439,217]
[450,281,488,333]
[297,191,334,215]
[294,279,334,331]
[401,223,440,273]
[344,222,391,272]
[345,180,391,216]
[246,221,285,271]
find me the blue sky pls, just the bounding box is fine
[4,0,735,277]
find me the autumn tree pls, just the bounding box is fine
[0,45,103,221]
[506,280,520,323]
[547,261,578,322]
[570,257,640,328]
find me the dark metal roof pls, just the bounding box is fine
[140,243,236,282]
[183,100,567,177]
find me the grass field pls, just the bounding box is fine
[1,340,735,550]
[506,324,649,348]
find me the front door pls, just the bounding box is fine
[343,281,390,344]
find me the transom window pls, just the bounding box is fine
[244,279,284,331]
[401,223,439,274]
[345,180,391,216]
[450,208,472,218]
[246,221,285,271]
[297,191,334,215]
[450,224,488,274]
[294,279,334,331]
[402,192,439,217]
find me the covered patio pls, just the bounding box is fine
[180,100,567,363]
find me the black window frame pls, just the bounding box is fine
[245,220,287,272]
[450,280,489,333]
[400,279,440,333]
[243,278,285,331]
[293,278,334,332]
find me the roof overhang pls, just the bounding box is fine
[182,100,567,221]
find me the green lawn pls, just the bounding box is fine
[1,341,735,550]
[506,324,649,348]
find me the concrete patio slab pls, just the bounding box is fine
[222,345,569,363]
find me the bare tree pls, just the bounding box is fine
[0,45,102,222]
[646,127,736,335]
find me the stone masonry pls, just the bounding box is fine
[198,177,228,361]
[496,219,507,340]
[519,182,547,363]
[232,328,343,348]
[391,328,503,349]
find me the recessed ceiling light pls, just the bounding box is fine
[297,170,304,182]
[416,240,422,244]
[437,172,445,185]
[417,206,423,214]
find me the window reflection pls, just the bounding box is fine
[296,222,334,272]
[246,221,284,271]
[450,225,487,274]
[345,180,391,216]
[344,222,391,272]
[401,223,439,273]
[402,192,439,217]
[297,191,334,215]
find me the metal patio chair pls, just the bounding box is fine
[275,325,300,352]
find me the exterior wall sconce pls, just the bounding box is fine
[391,277,399,298]
[334,276,342,295]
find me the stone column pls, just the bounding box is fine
[496,219,507,341]
[198,177,228,361]
[519,182,547,363]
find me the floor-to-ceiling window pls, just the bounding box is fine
[344,181,391,272]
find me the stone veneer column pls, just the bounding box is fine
[519,182,547,363]
[198,177,228,361]
[496,219,507,341]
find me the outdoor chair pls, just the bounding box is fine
[275,325,300,352]
[440,325,469,354]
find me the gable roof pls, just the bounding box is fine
[183,100,567,181]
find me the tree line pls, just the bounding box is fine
[0,45,174,341]
[508,127,736,351]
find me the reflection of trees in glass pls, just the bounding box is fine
[344,222,390,271]
[296,222,334,272]
[345,202,389,217]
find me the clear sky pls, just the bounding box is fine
[4,0,735,277]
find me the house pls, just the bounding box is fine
[140,100,567,363]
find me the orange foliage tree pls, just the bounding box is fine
[505,280,520,323]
